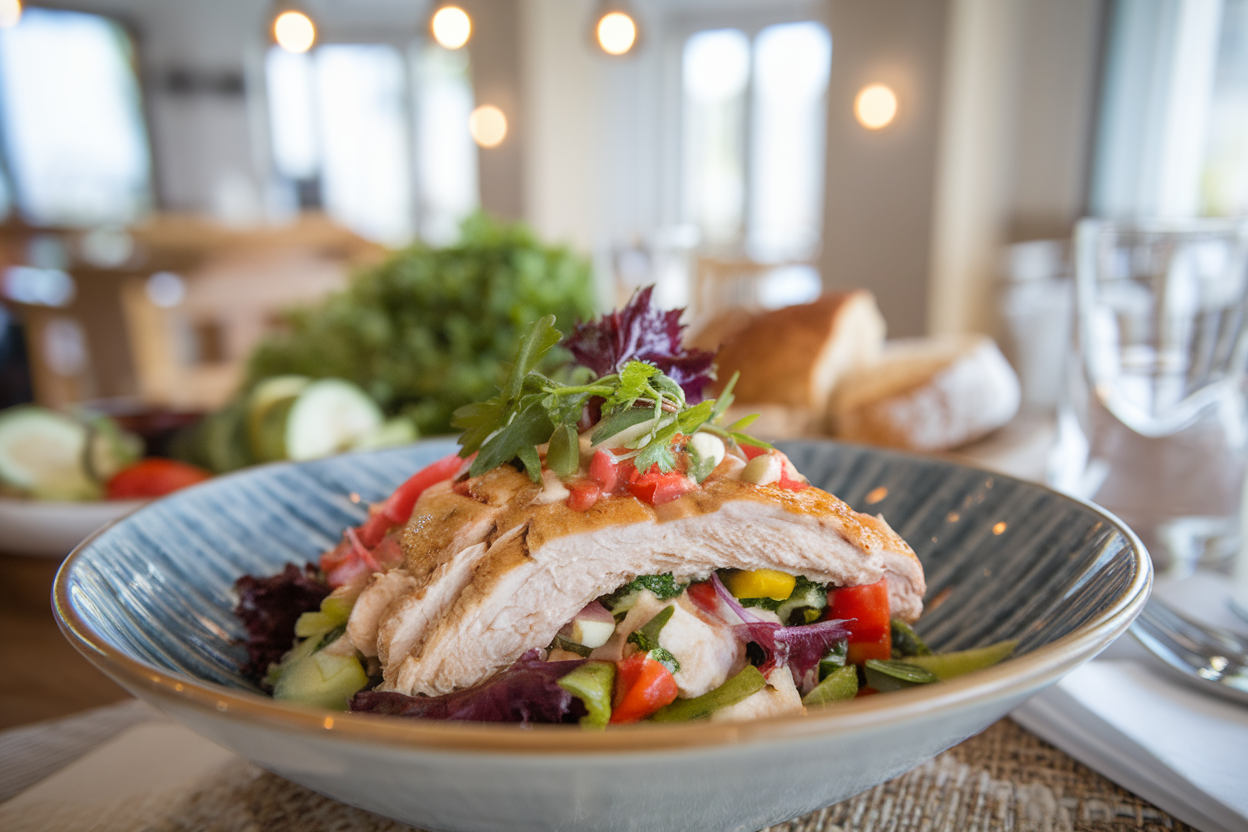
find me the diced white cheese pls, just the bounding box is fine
[690,432,726,470]
[570,616,616,648]
[741,453,783,486]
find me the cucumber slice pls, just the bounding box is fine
[905,640,1018,680]
[272,650,369,711]
[0,406,100,500]
[284,379,383,461]
[203,403,254,473]
[246,375,311,462]
[803,665,859,706]
[82,416,143,483]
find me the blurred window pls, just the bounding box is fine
[0,7,153,226]
[681,21,831,262]
[266,42,478,245]
[1093,0,1248,217]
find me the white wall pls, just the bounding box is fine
[519,0,604,253]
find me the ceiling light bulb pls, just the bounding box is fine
[855,84,897,130]
[0,0,21,29]
[431,5,471,49]
[469,105,507,148]
[597,11,637,56]
[274,10,316,54]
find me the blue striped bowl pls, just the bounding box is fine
[55,439,1150,832]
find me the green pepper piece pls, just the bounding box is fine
[802,665,859,706]
[905,640,1018,680]
[557,661,617,729]
[863,659,939,692]
[650,665,767,722]
[890,619,932,657]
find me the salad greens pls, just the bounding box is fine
[246,213,595,436]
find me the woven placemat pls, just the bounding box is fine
[143,718,1190,832]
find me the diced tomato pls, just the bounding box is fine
[610,652,679,724]
[105,458,212,499]
[359,452,463,547]
[740,443,768,460]
[625,464,695,506]
[588,449,619,492]
[846,632,892,664]
[322,527,384,587]
[685,580,718,613]
[566,481,601,512]
[777,467,809,492]
[826,578,891,663]
[856,686,880,697]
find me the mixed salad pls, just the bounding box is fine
[235,289,1015,726]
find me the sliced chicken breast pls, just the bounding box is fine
[369,471,924,697]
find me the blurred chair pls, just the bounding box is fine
[1,214,383,412]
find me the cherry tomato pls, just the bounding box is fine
[105,458,211,499]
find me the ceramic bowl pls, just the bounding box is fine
[54,439,1150,832]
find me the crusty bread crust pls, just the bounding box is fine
[713,291,886,410]
[831,334,1020,451]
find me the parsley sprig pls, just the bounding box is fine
[451,315,770,482]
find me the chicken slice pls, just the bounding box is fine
[381,476,924,697]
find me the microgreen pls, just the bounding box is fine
[451,310,765,483]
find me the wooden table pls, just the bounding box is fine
[0,554,129,730]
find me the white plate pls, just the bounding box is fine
[0,497,144,558]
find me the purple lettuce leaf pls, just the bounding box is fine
[234,563,330,684]
[564,285,717,402]
[350,650,588,725]
[708,574,849,691]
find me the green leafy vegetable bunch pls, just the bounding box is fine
[245,213,596,435]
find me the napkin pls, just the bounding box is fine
[1012,572,1248,832]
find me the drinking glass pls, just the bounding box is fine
[1069,218,1248,574]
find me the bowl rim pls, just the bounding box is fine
[53,442,1153,755]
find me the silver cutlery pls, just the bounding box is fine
[1131,599,1248,706]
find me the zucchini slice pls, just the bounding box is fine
[284,379,383,461]
[0,406,100,500]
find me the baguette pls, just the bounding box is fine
[830,334,1020,451]
[709,292,886,411]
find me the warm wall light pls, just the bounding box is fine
[273,9,316,54]
[0,0,21,28]
[469,105,507,148]
[596,10,638,56]
[431,5,471,50]
[855,83,898,130]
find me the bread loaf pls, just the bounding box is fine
[831,334,1020,451]
[708,292,886,411]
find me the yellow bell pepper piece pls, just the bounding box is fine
[723,568,796,601]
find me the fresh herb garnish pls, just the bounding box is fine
[452,312,766,482]
[564,285,717,402]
